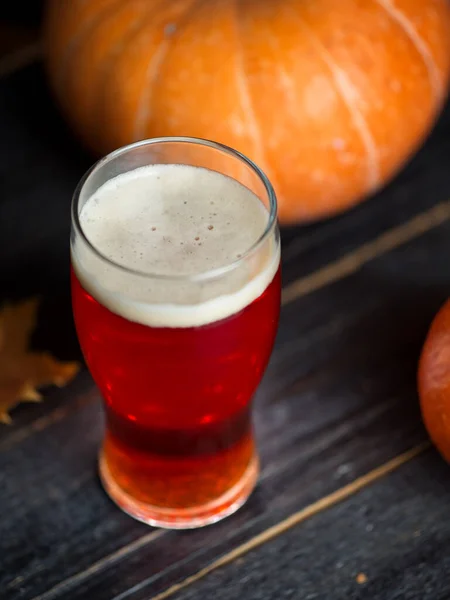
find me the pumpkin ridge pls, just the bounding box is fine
[133,0,205,141]
[54,0,124,100]
[45,0,450,224]
[296,12,381,192]
[373,0,443,105]
[94,0,167,142]
[232,0,281,196]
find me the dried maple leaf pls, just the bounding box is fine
[0,298,79,423]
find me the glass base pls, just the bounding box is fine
[99,451,259,529]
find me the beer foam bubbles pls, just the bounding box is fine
[72,164,279,327]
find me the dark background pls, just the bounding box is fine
[1,1,43,25]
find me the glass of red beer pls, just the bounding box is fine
[71,137,280,528]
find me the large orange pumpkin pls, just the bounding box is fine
[44,0,450,224]
[419,300,450,463]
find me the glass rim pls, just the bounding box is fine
[71,136,278,282]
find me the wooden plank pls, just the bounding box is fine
[35,220,450,600]
[2,219,449,599]
[148,444,430,600]
[168,449,450,600]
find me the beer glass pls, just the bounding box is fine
[71,137,281,528]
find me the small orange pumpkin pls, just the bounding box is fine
[419,300,450,463]
[44,0,450,224]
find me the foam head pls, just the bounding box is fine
[72,164,279,327]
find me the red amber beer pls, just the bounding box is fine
[71,138,280,528]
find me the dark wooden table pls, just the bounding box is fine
[1,24,450,600]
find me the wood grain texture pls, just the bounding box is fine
[29,443,428,600]
[171,449,450,600]
[0,62,449,600]
[36,219,449,600]
[147,443,431,600]
[282,200,450,305]
[1,220,449,599]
